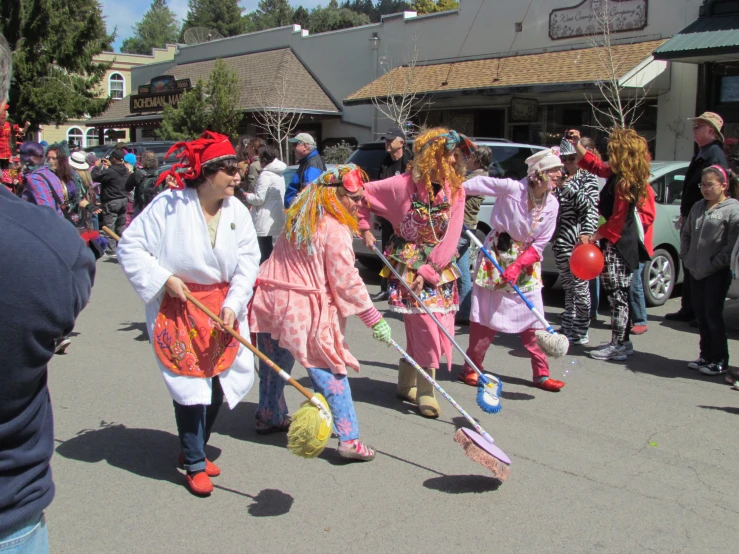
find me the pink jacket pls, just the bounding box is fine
[250,216,374,375]
[358,173,465,285]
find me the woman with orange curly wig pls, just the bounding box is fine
[359,127,471,418]
[573,128,656,361]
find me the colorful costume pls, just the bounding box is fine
[0,105,23,169]
[251,165,390,460]
[359,128,471,417]
[460,149,564,391]
[118,132,261,495]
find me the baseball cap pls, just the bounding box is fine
[109,150,124,161]
[688,111,725,142]
[381,127,406,141]
[288,133,316,146]
[123,153,137,165]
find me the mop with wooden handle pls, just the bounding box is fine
[103,227,332,458]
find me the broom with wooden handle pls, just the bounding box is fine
[102,227,332,458]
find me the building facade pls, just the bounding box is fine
[93,0,704,161]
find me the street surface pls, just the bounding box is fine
[47,259,739,553]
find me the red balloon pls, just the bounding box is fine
[569,243,604,281]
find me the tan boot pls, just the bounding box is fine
[397,358,417,403]
[417,368,441,418]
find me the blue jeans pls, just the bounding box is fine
[172,377,223,474]
[0,513,48,554]
[629,262,647,326]
[457,249,472,320]
[589,277,600,318]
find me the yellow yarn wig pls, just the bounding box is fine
[409,127,472,201]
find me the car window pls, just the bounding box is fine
[665,170,686,205]
[346,148,387,180]
[650,175,666,204]
[487,146,540,180]
[283,168,297,188]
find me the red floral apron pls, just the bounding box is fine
[152,282,239,378]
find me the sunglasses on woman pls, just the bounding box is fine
[217,164,239,176]
[561,155,577,162]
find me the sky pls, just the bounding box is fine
[101,0,326,51]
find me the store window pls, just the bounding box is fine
[86,128,99,148]
[67,127,84,149]
[109,73,125,100]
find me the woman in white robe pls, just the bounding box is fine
[118,132,260,497]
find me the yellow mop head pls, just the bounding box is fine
[287,393,332,458]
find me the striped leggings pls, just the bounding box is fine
[554,244,591,341]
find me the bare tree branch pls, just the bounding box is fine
[253,68,302,161]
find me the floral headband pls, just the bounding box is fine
[314,164,368,193]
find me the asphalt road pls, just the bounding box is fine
[47,259,739,553]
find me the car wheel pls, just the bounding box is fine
[643,248,675,307]
[467,227,488,271]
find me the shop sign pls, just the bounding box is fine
[130,76,192,113]
[549,0,648,40]
[510,97,539,123]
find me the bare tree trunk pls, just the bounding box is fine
[254,69,302,162]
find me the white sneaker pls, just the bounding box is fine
[622,340,634,356]
[567,335,590,345]
[590,343,628,361]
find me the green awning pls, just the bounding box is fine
[654,15,739,63]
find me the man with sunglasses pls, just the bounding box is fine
[666,112,729,323]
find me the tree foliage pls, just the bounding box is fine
[411,0,458,15]
[121,0,179,55]
[308,1,370,33]
[0,0,113,128]
[180,0,245,40]
[157,59,241,140]
[244,0,294,32]
[341,0,411,21]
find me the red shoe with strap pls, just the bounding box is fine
[535,378,565,392]
[457,367,479,387]
[186,471,214,496]
[178,453,221,477]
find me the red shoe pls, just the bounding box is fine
[186,471,213,496]
[631,325,648,335]
[535,378,565,392]
[457,368,479,386]
[178,453,221,477]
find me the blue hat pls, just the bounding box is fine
[123,153,137,165]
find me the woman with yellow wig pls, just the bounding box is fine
[572,128,656,361]
[250,164,392,461]
[359,127,471,418]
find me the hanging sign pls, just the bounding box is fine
[129,76,192,113]
[549,0,648,40]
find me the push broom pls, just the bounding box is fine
[465,229,569,358]
[390,338,510,481]
[372,245,503,414]
[102,227,332,459]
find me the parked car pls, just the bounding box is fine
[84,141,179,166]
[348,139,546,268]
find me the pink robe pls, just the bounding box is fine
[250,215,373,376]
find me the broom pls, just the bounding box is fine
[102,227,332,458]
[372,245,503,414]
[389,338,510,481]
[465,229,569,358]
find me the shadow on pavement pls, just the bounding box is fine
[118,321,149,342]
[423,474,502,494]
[698,405,739,415]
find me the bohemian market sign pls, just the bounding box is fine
[549,0,648,40]
[129,76,192,114]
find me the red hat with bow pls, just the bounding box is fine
[157,131,237,189]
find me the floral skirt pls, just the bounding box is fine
[381,260,460,315]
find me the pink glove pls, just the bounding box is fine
[501,246,541,284]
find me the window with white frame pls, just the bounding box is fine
[109,73,124,100]
[86,128,99,148]
[67,127,84,149]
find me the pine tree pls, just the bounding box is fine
[180,0,245,40]
[307,1,370,34]
[244,0,295,33]
[0,0,113,127]
[157,81,209,141]
[411,0,458,15]
[121,0,179,55]
[206,59,240,139]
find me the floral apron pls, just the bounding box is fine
[381,193,460,314]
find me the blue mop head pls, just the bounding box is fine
[476,373,503,414]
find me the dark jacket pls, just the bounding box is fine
[284,149,326,208]
[680,141,728,218]
[126,168,158,216]
[379,148,412,180]
[91,163,130,204]
[0,186,95,533]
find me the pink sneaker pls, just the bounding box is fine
[337,439,376,461]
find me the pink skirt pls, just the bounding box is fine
[470,284,545,334]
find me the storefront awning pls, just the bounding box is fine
[654,15,739,63]
[344,40,668,105]
[88,48,341,128]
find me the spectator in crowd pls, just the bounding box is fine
[680,166,739,376]
[372,126,413,302]
[0,30,96,554]
[18,142,66,217]
[457,145,492,324]
[284,132,326,208]
[0,102,29,169]
[91,149,130,255]
[245,137,266,195]
[244,145,287,262]
[126,150,159,217]
[667,112,729,324]
[69,151,102,230]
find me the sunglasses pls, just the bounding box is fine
[344,193,363,202]
[561,155,577,162]
[218,165,239,176]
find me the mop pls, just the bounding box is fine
[372,245,503,414]
[465,229,569,358]
[102,227,332,458]
[390,338,510,481]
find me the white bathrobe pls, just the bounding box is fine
[118,187,261,408]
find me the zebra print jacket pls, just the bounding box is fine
[552,169,600,253]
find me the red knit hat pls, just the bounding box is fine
[157,131,237,189]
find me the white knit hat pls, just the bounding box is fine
[526,148,562,176]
